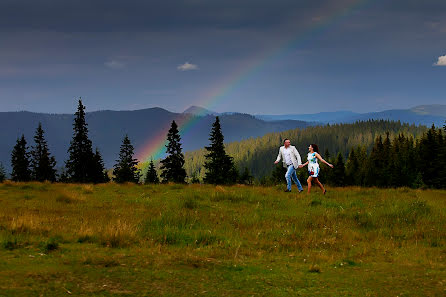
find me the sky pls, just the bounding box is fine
[0,0,445,115]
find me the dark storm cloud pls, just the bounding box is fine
[0,0,332,32]
[0,0,445,114]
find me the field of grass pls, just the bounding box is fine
[0,182,445,296]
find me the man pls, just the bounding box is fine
[274,139,303,192]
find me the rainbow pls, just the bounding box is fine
[136,0,371,163]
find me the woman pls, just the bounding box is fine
[299,144,333,194]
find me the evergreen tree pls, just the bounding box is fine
[160,121,187,183]
[11,135,31,182]
[238,167,253,185]
[320,149,334,185]
[91,148,110,183]
[65,99,96,183]
[381,132,392,187]
[0,162,6,182]
[345,148,359,186]
[366,135,386,186]
[30,123,57,182]
[113,135,140,183]
[331,152,346,186]
[355,146,369,186]
[417,125,441,187]
[144,158,159,184]
[203,117,237,184]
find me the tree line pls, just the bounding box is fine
[1,99,444,188]
[265,126,445,188]
[2,99,243,185]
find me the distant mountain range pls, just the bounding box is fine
[256,105,446,127]
[0,108,309,172]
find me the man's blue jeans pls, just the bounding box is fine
[285,165,303,191]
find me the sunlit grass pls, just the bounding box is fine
[0,182,445,296]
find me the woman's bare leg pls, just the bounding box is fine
[314,178,326,194]
[307,177,313,193]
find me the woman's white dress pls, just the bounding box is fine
[307,152,320,178]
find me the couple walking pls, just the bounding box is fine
[274,139,333,194]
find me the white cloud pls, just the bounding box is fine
[177,62,198,71]
[434,55,446,66]
[104,60,126,69]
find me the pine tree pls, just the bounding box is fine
[160,121,187,183]
[144,158,159,184]
[345,148,358,186]
[11,135,31,182]
[417,125,439,187]
[203,117,237,185]
[381,132,392,187]
[320,149,334,185]
[30,123,57,182]
[65,99,96,183]
[113,135,140,183]
[91,148,110,183]
[0,162,6,182]
[332,152,346,186]
[366,135,385,186]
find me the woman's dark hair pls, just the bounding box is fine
[310,144,319,153]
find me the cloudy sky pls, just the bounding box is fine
[0,0,445,114]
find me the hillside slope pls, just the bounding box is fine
[184,120,428,179]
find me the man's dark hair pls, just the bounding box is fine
[283,138,290,144]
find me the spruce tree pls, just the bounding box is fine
[332,152,346,186]
[160,121,187,183]
[345,148,358,186]
[0,162,6,182]
[417,125,439,187]
[113,135,140,183]
[91,148,110,183]
[30,123,57,182]
[65,99,95,183]
[144,158,159,184]
[321,149,334,185]
[11,135,31,182]
[203,116,237,184]
[366,135,385,186]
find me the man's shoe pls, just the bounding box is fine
[284,189,291,192]
[298,189,303,193]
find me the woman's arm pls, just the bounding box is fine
[298,161,309,168]
[316,153,334,168]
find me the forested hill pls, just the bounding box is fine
[184,120,428,179]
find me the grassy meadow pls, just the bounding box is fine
[0,182,445,296]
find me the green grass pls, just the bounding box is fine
[0,182,445,296]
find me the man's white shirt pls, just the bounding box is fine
[283,147,292,165]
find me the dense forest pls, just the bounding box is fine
[183,120,428,180]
